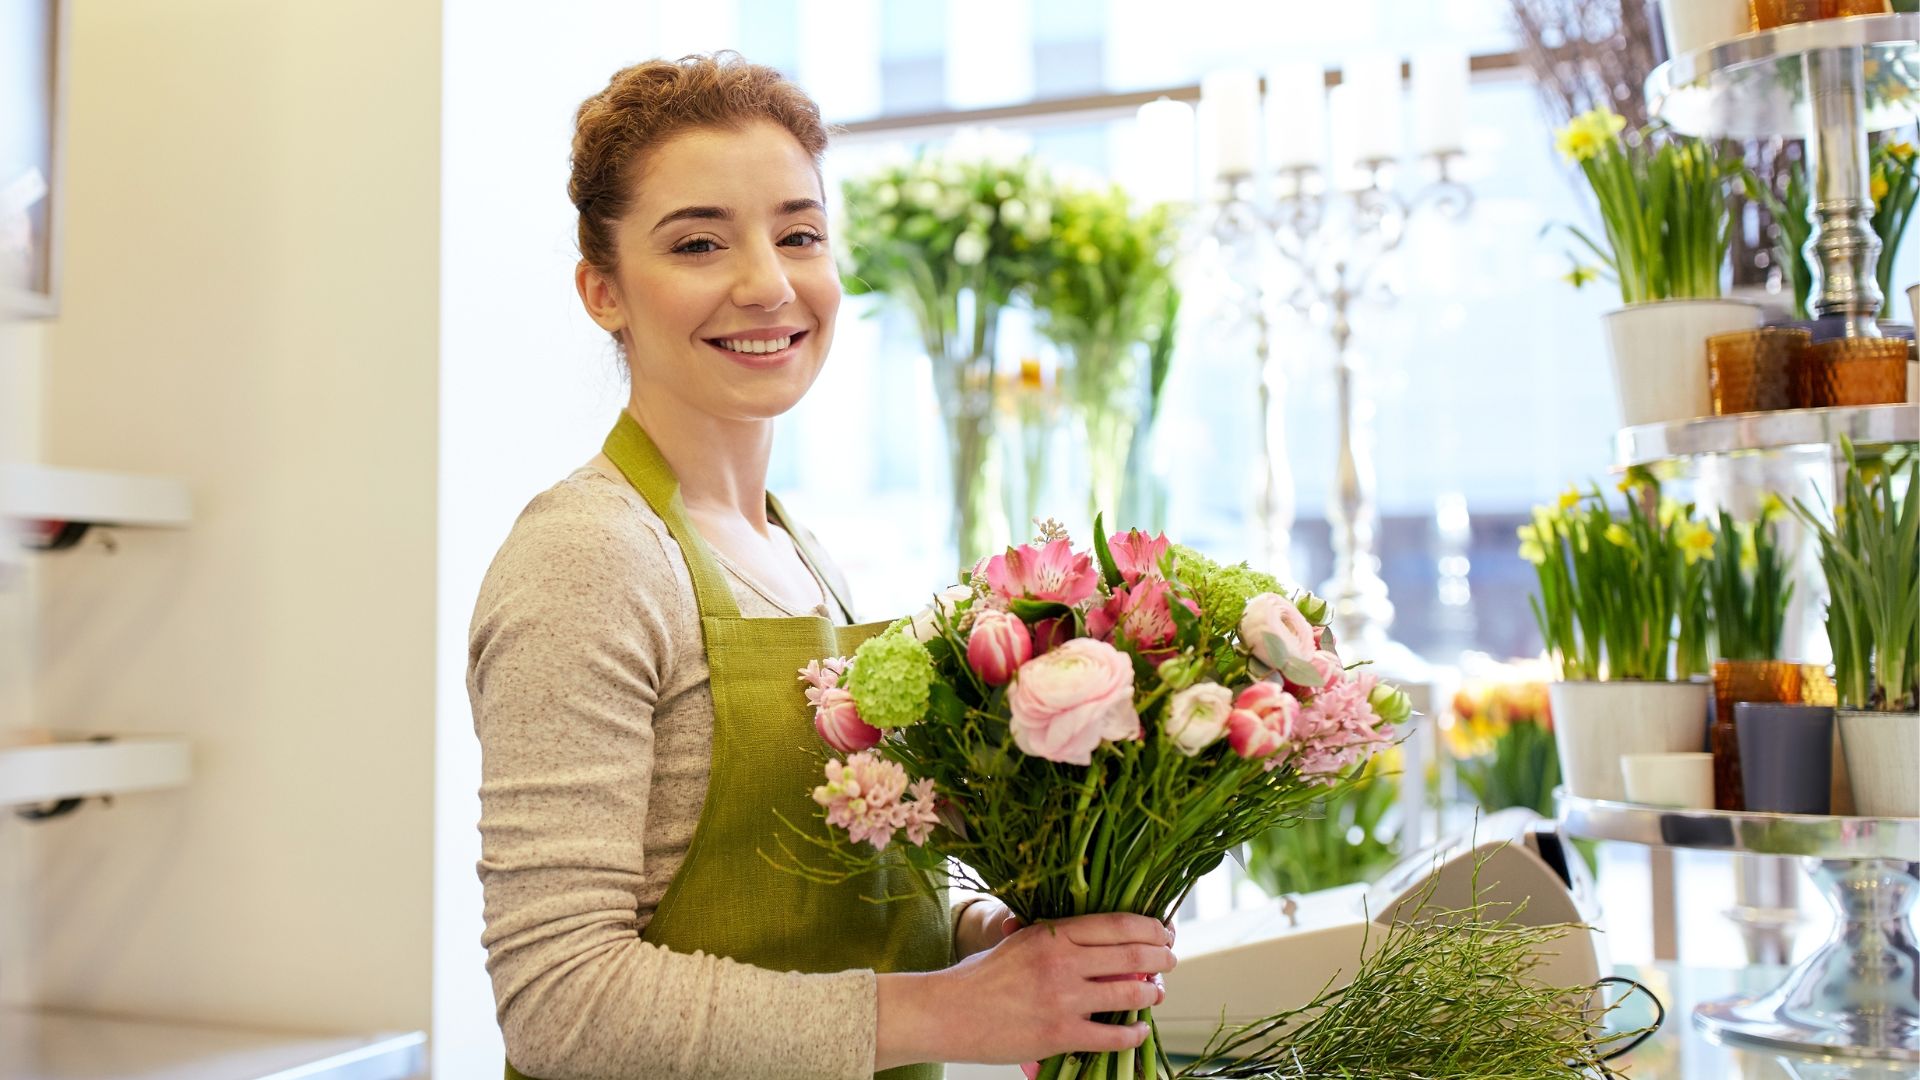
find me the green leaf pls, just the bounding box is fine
[1092,511,1125,589]
[1009,598,1071,622]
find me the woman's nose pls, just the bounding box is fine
[731,242,797,310]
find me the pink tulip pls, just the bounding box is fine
[813,687,882,754]
[984,538,1101,605]
[967,610,1034,686]
[1108,528,1171,585]
[1227,682,1301,763]
[1234,680,1293,715]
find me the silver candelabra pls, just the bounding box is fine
[1207,155,1472,663]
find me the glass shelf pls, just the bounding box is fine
[1648,13,1920,139]
[1613,403,1917,469]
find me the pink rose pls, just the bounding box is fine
[813,687,882,753]
[967,610,1033,686]
[1108,529,1171,586]
[1241,592,1317,669]
[1007,638,1141,765]
[984,538,1100,605]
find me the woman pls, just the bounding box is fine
[470,54,1175,1080]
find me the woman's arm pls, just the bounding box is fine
[472,483,879,1080]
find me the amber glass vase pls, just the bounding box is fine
[1708,327,1808,413]
[1751,0,1888,28]
[1711,659,1804,811]
[1798,338,1911,406]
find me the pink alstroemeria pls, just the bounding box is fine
[1108,529,1171,586]
[1087,579,1198,661]
[984,538,1100,606]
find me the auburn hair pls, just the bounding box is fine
[569,52,830,274]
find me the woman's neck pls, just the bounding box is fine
[625,396,773,531]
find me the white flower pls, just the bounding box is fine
[954,229,989,266]
[1165,682,1234,756]
[875,183,899,209]
[909,584,975,642]
[1000,198,1027,226]
[969,203,996,227]
[907,179,942,208]
[993,179,1014,199]
[937,189,970,218]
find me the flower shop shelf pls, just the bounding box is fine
[1647,13,1920,139]
[1557,790,1919,1062]
[0,1007,425,1080]
[1613,403,1918,470]
[0,463,192,529]
[0,733,191,809]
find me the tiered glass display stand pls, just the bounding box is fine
[1557,14,1920,1064]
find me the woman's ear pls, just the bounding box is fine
[575,259,627,337]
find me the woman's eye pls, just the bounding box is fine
[673,237,721,255]
[781,230,826,248]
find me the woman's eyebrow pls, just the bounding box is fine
[651,198,822,233]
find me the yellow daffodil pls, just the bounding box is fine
[1554,107,1626,164]
[1517,524,1547,565]
[1677,519,1716,565]
[1604,523,1632,548]
[1873,168,1890,204]
[1562,264,1600,289]
[1558,487,1582,513]
[1888,140,1916,163]
[1736,520,1759,574]
[1759,491,1787,522]
[1657,497,1683,529]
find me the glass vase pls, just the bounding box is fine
[922,291,1007,567]
[1060,336,1148,528]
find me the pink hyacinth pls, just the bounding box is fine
[984,538,1101,606]
[812,753,942,850]
[798,657,851,706]
[1108,529,1171,586]
[1289,669,1390,781]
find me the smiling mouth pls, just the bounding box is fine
[707,330,809,356]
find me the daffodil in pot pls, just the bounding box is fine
[1557,108,1759,427]
[1705,499,1798,811]
[1521,480,1716,802]
[1793,442,1920,818]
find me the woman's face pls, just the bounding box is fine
[579,120,839,422]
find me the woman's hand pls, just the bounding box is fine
[875,911,1175,1069]
[953,898,1018,960]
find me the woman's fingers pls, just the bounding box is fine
[1078,942,1177,979]
[1079,975,1165,1014]
[1057,912,1174,948]
[1063,1019,1152,1053]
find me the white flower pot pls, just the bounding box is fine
[1838,709,1920,818]
[1660,1,1751,59]
[1603,299,1762,428]
[1621,752,1716,809]
[1551,680,1712,802]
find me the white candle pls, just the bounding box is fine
[1265,60,1327,172]
[1134,97,1197,204]
[1201,69,1262,180]
[1341,55,1403,166]
[1410,49,1469,157]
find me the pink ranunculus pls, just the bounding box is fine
[1165,682,1234,756]
[1108,529,1171,586]
[1007,638,1141,765]
[984,538,1101,605]
[813,687,883,754]
[967,610,1034,686]
[1241,592,1318,669]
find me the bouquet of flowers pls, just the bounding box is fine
[780,518,1410,1079]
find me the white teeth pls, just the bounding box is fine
[716,335,793,354]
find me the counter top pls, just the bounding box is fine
[0,1008,424,1080]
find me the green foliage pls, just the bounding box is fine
[1244,760,1399,895]
[1456,722,1561,819]
[1706,503,1795,662]
[1793,442,1920,712]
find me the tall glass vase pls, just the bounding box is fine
[999,358,1057,545]
[922,289,1006,568]
[1062,337,1146,528]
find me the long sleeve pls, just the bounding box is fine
[470,472,880,1080]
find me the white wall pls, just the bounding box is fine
[11,0,440,1036]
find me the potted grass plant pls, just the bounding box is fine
[1794,442,1920,818]
[1557,107,1758,427]
[1705,501,1799,811]
[1521,479,1716,802]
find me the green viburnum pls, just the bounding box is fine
[1170,544,1327,640]
[845,631,935,728]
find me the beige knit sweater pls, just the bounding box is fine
[470,457,902,1080]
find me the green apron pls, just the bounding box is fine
[505,412,949,1080]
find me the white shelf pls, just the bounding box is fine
[0,735,191,808]
[0,465,191,528]
[0,1007,425,1080]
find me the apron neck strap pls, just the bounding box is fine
[767,491,857,624]
[602,411,742,620]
